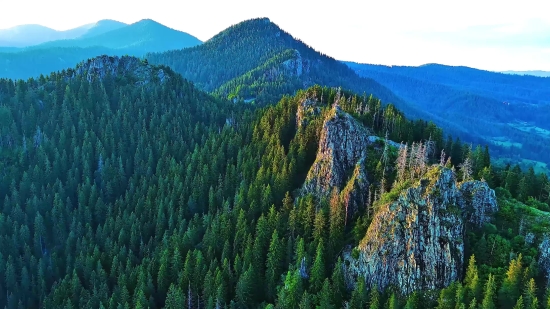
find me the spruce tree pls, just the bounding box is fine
[480,274,496,309]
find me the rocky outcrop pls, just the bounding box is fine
[296,98,321,129]
[73,55,169,85]
[282,50,308,77]
[301,103,371,220]
[345,167,498,295]
[459,180,498,228]
[539,235,550,288]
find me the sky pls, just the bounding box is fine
[1,0,549,71]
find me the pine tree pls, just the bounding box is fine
[370,285,381,309]
[480,274,496,309]
[317,279,335,309]
[265,230,284,301]
[404,292,419,309]
[499,254,523,309]
[523,279,538,309]
[310,239,326,293]
[387,293,400,309]
[465,255,481,304]
[350,277,369,309]
[165,284,185,309]
[512,296,524,309]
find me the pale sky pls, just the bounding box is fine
[1,0,549,71]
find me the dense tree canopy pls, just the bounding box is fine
[0,57,548,309]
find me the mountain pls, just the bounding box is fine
[0,47,117,80]
[75,19,128,39]
[1,54,548,308]
[0,19,201,80]
[33,19,201,54]
[146,18,410,113]
[345,61,550,170]
[502,70,550,78]
[0,24,60,47]
[0,20,127,47]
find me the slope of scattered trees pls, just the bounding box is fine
[0,55,548,309]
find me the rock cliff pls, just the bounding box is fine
[301,103,371,221]
[459,180,498,228]
[539,235,550,288]
[72,55,169,85]
[345,166,498,295]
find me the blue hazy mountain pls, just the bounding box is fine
[345,61,550,169]
[0,19,201,80]
[32,19,201,53]
[502,70,550,78]
[0,20,127,47]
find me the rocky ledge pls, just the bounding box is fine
[345,166,498,295]
[72,55,169,85]
[301,102,372,222]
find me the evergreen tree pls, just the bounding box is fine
[310,239,326,294]
[499,254,523,309]
[480,274,496,309]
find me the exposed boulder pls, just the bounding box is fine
[301,104,372,221]
[345,167,499,295]
[459,180,498,228]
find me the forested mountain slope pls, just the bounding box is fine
[146,18,415,116]
[0,55,549,308]
[345,61,550,170]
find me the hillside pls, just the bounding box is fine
[0,55,548,308]
[345,61,550,170]
[33,19,202,54]
[146,18,411,113]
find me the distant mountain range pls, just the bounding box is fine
[0,19,202,80]
[502,70,550,78]
[344,61,550,170]
[0,19,127,47]
[1,17,549,170]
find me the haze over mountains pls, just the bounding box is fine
[0,19,128,47]
[0,19,201,79]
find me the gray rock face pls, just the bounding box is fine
[302,104,371,220]
[73,55,168,84]
[347,167,464,295]
[282,50,309,77]
[346,167,499,295]
[459,180,498,228]
[539,235,550,287]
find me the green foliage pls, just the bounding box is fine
[0,52,547,309]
